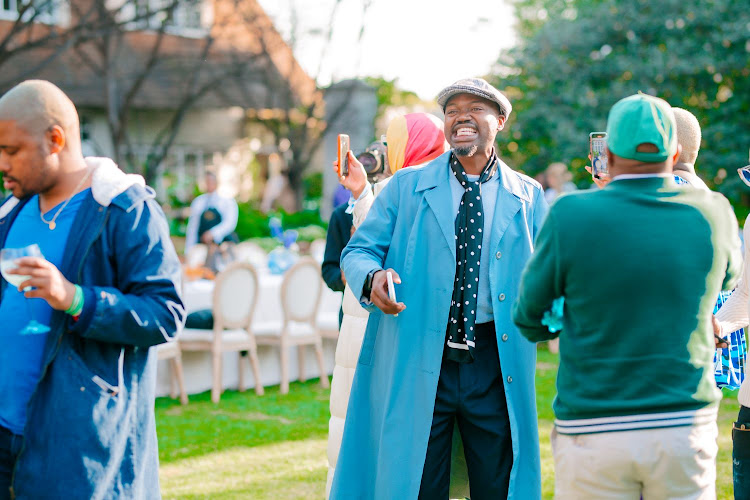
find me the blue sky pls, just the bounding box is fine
[258,0,517,100]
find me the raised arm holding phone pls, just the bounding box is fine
[325,113,450,498]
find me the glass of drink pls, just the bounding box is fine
[1,244,51,335]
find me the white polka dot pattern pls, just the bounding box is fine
[445,151,499,363]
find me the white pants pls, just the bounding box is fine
[551,422,718,500]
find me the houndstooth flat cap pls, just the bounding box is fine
[437,78,512,118]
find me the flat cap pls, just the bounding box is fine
[437,78,512,118]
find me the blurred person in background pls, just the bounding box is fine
[671,107,709,190]
[184,171,239,252]
[325,112,450,499]
[715,161,750,498]
[332,184,351,208]
[543,162,577,204]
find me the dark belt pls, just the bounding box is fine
[473,322,496,342]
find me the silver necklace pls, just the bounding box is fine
[39,167,94,230]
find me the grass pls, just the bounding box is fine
[157,348,738,499]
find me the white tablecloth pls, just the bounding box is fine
[182,270,342,323]
[155,269,343,398]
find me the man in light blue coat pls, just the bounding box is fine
[332,78,547,500]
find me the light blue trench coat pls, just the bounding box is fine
[332,151,547,499]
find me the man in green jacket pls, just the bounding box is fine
[513,93,742,499]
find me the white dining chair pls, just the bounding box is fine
[309,238,327,263]
[317,289,343,340]
[179,261,264,403]
[156,340,188,405]
[254,257,330,394]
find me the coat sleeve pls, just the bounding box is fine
[533,185,549,241]
[68,198,186,348]
[716,269,749,334]
[210,197,239,244]
[512,205,562,343]
[721,199,743,291]
[184,195,202,251]
[321,207,349,292]
[351,184,375,229]
[341,172,401,310]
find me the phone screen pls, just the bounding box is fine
[338,134,350,177]
[590,132,608,179]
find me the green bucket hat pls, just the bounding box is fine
[606,93,678,163]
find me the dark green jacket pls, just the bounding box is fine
[513,176,742,433]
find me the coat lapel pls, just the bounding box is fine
[416,152,456,256]
[490,161,527,252]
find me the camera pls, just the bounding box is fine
[356,141,388,178]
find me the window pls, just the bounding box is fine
[0,0,58,23]
[120,0,210,37]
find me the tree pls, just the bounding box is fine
[246,0,372,210]
[70,0,283,184]
[0,0,164,84]
[0,0,309,187]
[491,0,750,219]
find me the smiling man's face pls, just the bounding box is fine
[444,94,505,157]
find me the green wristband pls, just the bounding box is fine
[66,285,84,317]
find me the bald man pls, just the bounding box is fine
[672,107,709,190]
[0,80,184,499]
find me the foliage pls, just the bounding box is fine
[302,171,323,200]
[235,204,327,241]
[295,224,327,242]
[491,0,750,218]
[364,76,421,122]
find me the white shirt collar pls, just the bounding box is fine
[611,173,672,181]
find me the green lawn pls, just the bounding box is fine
[156,348,738,499]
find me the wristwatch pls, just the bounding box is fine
[363,269,381,301]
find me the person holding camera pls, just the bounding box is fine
[331,80,547,500]
[715,161,750,497]
[513,93,742,499]
[325,112,449,498]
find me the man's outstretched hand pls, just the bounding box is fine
[370,268,405,315]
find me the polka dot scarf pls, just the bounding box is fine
[445,151,499,363]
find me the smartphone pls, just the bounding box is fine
[386,271,398,317]
[589,132,608,179]
[337,134,350,177]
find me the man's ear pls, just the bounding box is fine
[671,144,682,164]
[47,125,65,154]
[496,114,506,132]
[607,148,615,169]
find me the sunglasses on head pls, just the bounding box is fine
[738,165,750,187]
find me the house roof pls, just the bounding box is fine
[0,0,319,111]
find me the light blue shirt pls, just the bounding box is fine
[0,189,88,434]
[450,172,499,324]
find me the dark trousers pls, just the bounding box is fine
[734,405,750,500]
[418,322,512,500]
[0,425,21,500]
